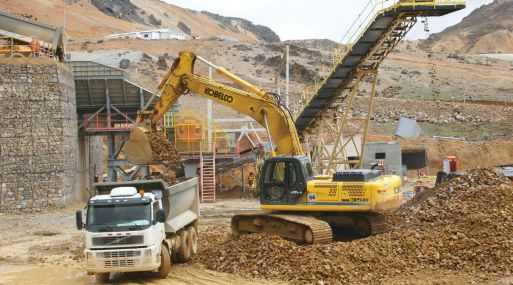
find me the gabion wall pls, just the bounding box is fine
[0,60,78,212]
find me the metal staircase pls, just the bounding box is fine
[293,0,466,173]
[200,146,216,203]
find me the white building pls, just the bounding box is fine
[105,29,186,40]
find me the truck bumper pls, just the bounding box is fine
[85,243,161,273]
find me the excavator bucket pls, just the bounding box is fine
[124,125,182,166]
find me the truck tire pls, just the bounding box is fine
[94,273,110,283]
[177,230,191,262]
[188,226,198,255]
[157,245,171,278]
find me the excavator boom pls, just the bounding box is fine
[124,50,302,165]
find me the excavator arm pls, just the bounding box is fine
[124,50,302,165]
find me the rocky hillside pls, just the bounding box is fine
[0,0,279,42]
[430,0,513,53]
[201,11,280,42]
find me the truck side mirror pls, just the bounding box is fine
[76,210,83,230]
[156,208,166,223]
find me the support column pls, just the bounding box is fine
[140,166,150,180]
[107,133,117,182]
[242,166,246,193]
[207,66,213,150]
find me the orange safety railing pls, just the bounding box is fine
[81,112,137,131]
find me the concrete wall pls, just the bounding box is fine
[0,59,78,212]
[362,141,403,177]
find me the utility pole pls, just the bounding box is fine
[285,45,290,109]
[207,66,213,150]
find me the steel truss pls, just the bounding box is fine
[302,14,417,174]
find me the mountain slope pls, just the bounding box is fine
[430,0,513,53]
[0,0,279,42]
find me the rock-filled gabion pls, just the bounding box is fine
[0,61,78,212]
[197,168,513,284]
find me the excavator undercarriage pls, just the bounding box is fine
[231,211,389,244]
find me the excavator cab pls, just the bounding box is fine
[260,156,314,205]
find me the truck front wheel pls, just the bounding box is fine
[157,245,171,278]
[95,273,110,283]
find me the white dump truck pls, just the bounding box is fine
[75,178,199,282]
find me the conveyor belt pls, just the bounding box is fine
[294,1,466,135]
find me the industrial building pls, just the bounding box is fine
[104,28,186,41]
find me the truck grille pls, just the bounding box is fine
[92,235,144,246]
[100,250,141,258]
[104,259,136,268]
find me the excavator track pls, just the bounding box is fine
[231,211,333,244]
[321,212,389,238]
[365,213,389,235]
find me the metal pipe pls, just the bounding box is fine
[196,55,219,69]
[262,111,274,153]
[197,54,267,98]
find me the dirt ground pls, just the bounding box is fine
[0,199,272,285]
[0,196,511,285]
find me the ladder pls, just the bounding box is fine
[200,145,216,203]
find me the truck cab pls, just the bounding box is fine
[83,187,165,275]
[76,178,199,283]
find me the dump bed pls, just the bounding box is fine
[93,178,199,234]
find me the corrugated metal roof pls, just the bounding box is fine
[69,61,158,115]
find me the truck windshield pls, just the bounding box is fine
[86,203,151,232]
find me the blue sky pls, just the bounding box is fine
[163,0,493,41]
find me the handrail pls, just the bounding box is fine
[81,112,137,131]
[292,0,466,119]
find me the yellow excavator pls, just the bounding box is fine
[124,50,403,244]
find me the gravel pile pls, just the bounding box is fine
[197,168,513,284]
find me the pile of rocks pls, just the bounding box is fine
[196,168,513,284]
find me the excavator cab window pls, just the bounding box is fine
[262,158,305,205]
[302,161,314,180]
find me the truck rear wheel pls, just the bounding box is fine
[94,273,110,283]
[177,229,191,262]
[188,226,198,255]
[157,245,171,278]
